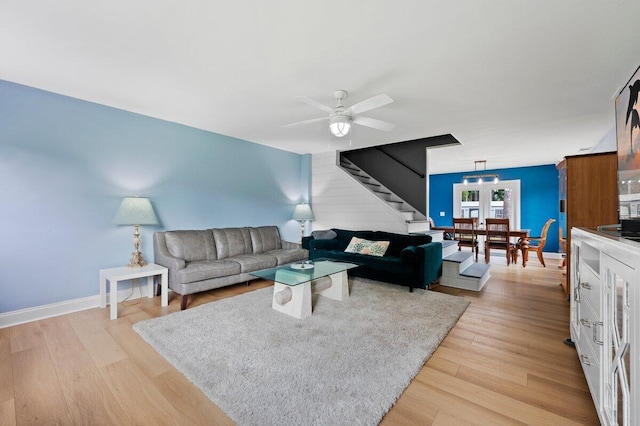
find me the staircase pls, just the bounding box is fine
[339,158,431,233]
[439,250,491,291]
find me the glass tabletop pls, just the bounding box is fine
[250,259,359,286]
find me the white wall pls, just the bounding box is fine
[590,127,616,153]
[311,152,407,233]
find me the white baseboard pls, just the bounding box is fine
[0,286,161,329]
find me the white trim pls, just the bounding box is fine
[0,286,166,329]
[453,179,521,229]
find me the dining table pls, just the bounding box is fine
[433,226,531,267]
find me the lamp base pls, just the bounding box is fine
[127,224,147,267]
[127,250,148,268]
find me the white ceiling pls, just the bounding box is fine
[1,0,639,174]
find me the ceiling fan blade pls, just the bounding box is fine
[352,116,396,132]
[299,97,334,113]
[283,116,328,128]
[348,94,393,115]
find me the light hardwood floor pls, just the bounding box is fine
[1,257,599,425]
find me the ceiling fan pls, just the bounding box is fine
[284,90,395,138]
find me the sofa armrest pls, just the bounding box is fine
[153,232,186,272]
[416,242,443,287]
[399,245,417,263]
[301,236,313,250]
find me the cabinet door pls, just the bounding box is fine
[601,254,635,426]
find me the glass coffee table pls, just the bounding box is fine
[251,259,359,319]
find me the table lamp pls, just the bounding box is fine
[113,196,159,267]
[292,203,314,243]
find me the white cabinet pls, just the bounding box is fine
[570,228,639,425]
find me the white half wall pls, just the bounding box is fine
[311,152,408,233]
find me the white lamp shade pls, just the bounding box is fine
[329,121,351,137]
[329,114,351,137]
[292,203,314,221]
[113,197,159,225]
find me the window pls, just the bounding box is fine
[453,180,521,229]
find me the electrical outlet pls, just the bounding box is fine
[440,211,445,217]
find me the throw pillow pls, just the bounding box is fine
[311,229,338,240]
[344,237,390,257]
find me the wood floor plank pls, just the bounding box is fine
[106,321,173,378]
[433,345,529,386]
[432,410,491,426]
[152,369,235,426]
[53,350,130,425]
[409,374,527,426]
[441,333,588,388]
[0,332,14,404]
[39,315,85,361]
[419,367,587,425]
[379,381,440,425]
[67,311,128,369]
[9,322,45,354]
[0,399,16,426]
[100,358,193,425]
[456,364,598,424]
[12,345,69,425]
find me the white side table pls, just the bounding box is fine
[99,263,168,320]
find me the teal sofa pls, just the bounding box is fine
[302,228,442,292]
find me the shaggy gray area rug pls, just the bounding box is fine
[133,278,469,426]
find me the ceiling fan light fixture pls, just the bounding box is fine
[329,115,351,137]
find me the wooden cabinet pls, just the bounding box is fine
[570,228,638,425]
[557,152,618,293]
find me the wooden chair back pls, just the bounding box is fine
[559,225,567,269]
[485,218,515,264]
[453,217,479,260]
[535,218,556,251]
[526,218,556,267]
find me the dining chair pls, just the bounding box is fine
[453,217,479,261]
[558,225,567,269]
[525,218,556,267]
[484,218,517,265]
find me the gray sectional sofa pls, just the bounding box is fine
[154,226,308,309]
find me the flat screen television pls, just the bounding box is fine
[615,64,640,237]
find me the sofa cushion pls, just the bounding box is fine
[311,229,337,240]
[249,226,282,253]
[229,254,278,273]
[374,231,431,257]
[267,248,308,265]
[332,229,366,250]
[176,260,241,284]
[212,227,253,259]
[165,230,217,262]
[344,237,390,257]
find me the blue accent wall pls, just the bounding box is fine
[0,80,308,314]
[429,164,559,252]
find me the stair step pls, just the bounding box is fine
[340,163,360,172]
[364,182,381,188]
[460,263,491,278]
[400,211,414,221]
[444,252,474,263]
[441,240,458,256]
[440,252,491,291]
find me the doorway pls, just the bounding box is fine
[453,180,521,229]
